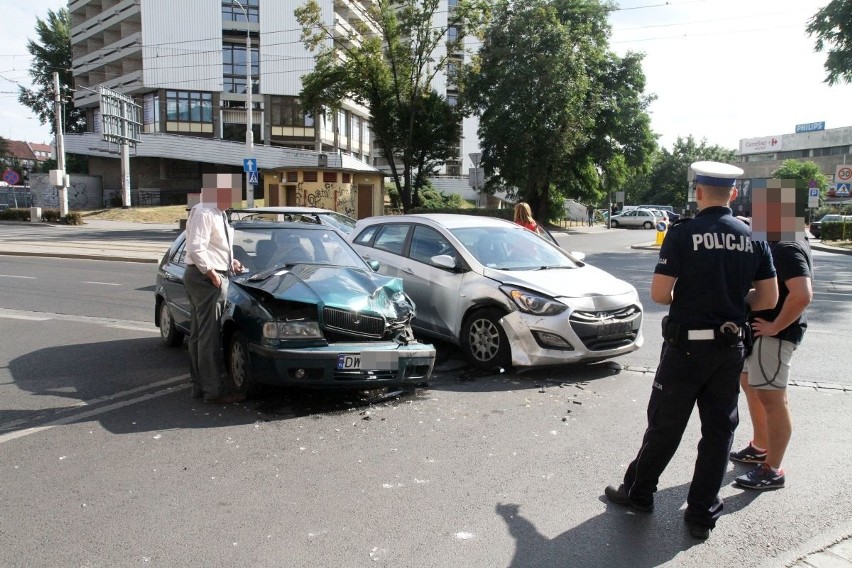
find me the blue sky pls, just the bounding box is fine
[3,0,851,153]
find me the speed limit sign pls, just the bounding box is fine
[837,165,852,183]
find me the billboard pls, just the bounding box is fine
[739,136,782,155]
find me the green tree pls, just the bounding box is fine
[462,0,655,221]
[629,136,736,209]
[771,159,830,196]
[807,0,852,85]
[18,8,85,135]
[295,0,487,213]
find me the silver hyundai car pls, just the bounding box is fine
[348,214,644,369]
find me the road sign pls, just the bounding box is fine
[243,158,257,173]
[836,182,851,196]
[809,188,820,198]
[837,166,852,183]
[248,171,258,185]
[2,168,20,186]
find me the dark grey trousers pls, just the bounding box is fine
[183,265,229,399]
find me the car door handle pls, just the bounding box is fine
[403,267,415,274]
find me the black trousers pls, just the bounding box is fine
[622,340,745,528]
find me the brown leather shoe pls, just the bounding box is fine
[204,392,247,404]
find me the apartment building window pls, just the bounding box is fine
[223,43,259,94]
[337,109,349,137]
[448,26,459,43]
[166,91,213,123]
[222,0,259,23]
[270,97,309,127]
[447,63,458,83]
[447,95,458,107]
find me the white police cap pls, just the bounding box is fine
[690,161,744,187]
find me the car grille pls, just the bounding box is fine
[323,307,386,339]
[569,305,642,351]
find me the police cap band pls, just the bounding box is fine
[691,161,744,187]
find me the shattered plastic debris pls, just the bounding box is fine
[572,400,582,405]
[153,434,162,440]
[455,532,475,540]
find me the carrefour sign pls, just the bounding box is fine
[740,136,782,155]
[795,121,825,133]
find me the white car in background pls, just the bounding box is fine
[348,214,644,369]
[609,209,659,229]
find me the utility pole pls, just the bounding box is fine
[234,0,255,207]
[52,72,69,216]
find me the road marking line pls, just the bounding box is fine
[81,281,123,286]
[0,308,153,331]
[0,374,191,444]
[0,274,37,279]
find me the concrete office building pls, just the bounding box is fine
[734,123,852,210]
[65,0,478,212]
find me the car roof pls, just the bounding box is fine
[355,213,519,230]
[237,206,337,214]
[231,219,338,231]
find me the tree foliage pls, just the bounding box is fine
[771,159,830,195]
[629,136,736,208]
[807,0,852,86]
[462,0,656,221]
[295,0,488,212]
[18,8,86,136]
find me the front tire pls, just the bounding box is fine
[159,301,184,347]
[643,221,653,229]
[461,308,511,370]
[228,331,257,396]
[611,220,619,228]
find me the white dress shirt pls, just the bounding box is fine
[185,203,233,274]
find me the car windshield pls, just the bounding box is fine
[450,226,579,270]
[318,211,357,234]
[233,227,367,274]
[819,215,841,222]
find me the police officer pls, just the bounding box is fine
[604,161,779,540]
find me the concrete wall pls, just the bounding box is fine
[29,174,103,210]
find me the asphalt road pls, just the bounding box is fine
[1,230,851,567]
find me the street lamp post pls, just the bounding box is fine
[233,0,255,207]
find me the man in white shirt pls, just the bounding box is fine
[183,185,244,404]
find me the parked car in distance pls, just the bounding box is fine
[638,205,680,222]
[348,214,643,369]
[155,220,435,394]
[809,214,852,239]
[231,206,357,236]
[638,207,669,224]
[610,209,659,229]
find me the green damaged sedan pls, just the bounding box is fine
[155,220,436,395]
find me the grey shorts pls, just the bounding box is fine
[744,336,797,390]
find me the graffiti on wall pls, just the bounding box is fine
[29,174,103,210]
[294,182,357,218]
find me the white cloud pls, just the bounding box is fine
[609,0,852,151]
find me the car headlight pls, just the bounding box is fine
[263,321,322,339]
[500,286,567,316]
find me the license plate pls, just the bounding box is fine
[337,354,361,370]
[598,321,631,339]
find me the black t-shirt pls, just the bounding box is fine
[654,206,776,328]
[751,240,812,344]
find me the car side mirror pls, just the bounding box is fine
[431,254,457,270]
[368,260,380,271]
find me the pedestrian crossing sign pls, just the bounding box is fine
[248,171,259,185]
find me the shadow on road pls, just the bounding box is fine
[495,476,761,568]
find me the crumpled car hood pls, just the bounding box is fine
[234,265,412,317]
[483,264,637,298]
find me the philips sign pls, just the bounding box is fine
[795,121,825,133]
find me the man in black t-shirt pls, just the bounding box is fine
[730,238,813,490]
